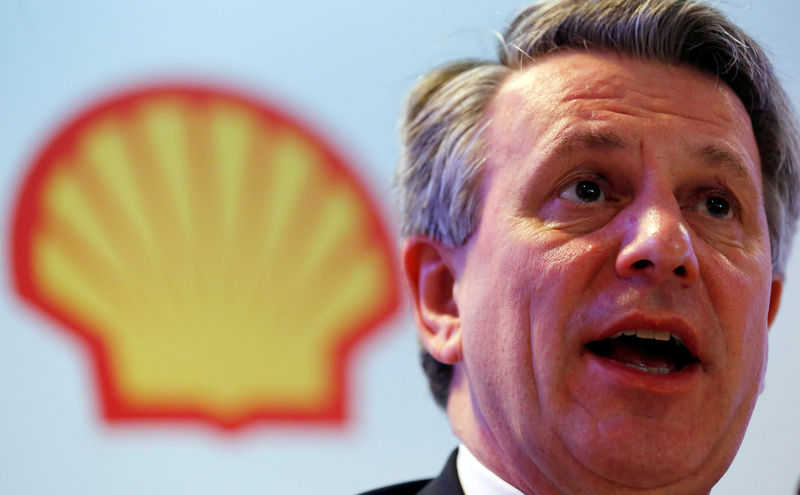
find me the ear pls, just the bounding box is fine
[401,236,462,365]
[767,278,783,328]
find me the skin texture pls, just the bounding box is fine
[403,52,783,494]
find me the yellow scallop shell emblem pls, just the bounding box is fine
[12,85,400,429]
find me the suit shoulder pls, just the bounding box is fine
[357,479,431,494]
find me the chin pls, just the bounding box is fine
[559,414,741,492]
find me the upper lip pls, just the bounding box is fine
[587,312,703,363]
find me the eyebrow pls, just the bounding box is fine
[693,144,750,180]
[550,130,756,187]
[555,129,627,154]
[559,131,752,178]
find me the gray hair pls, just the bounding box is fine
[398,0,800,409]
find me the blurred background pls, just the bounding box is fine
[1,0,799,493]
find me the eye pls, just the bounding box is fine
[697,195,733,219]
[561,179,606,203]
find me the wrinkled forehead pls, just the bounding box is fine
[484,51,759,169]
[498,51,750,126]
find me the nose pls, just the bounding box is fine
[615,206,699,285]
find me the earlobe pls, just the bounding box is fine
[401,236,463,365]
[767,278,783,328]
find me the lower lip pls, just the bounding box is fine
[583,352,702,395]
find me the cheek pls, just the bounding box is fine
[702,255,771,395]
[458,240,535,378]
[457,238,562,416]
[527,240,614,400]
[459,226,618,407]
[458,276,538,438]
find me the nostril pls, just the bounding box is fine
[633,259,651,269]
[674,266,687,277]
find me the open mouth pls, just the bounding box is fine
[586,330,698,375]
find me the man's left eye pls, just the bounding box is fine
[561,180,606,203]
[698,196,733,219]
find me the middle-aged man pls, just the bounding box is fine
[361,0,800,494]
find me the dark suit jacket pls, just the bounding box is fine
[358,449,464,495]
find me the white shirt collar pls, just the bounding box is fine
[456,443,525,495]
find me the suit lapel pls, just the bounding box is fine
[419,449,464,495]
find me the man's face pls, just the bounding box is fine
[443,52,780,493]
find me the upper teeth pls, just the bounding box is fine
[612,330,681,343]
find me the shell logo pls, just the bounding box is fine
[11,85,401,430]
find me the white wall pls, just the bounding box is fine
[1,1,798,493]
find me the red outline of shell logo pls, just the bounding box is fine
[11,84,400,430]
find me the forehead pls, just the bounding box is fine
[484,51,759,171]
